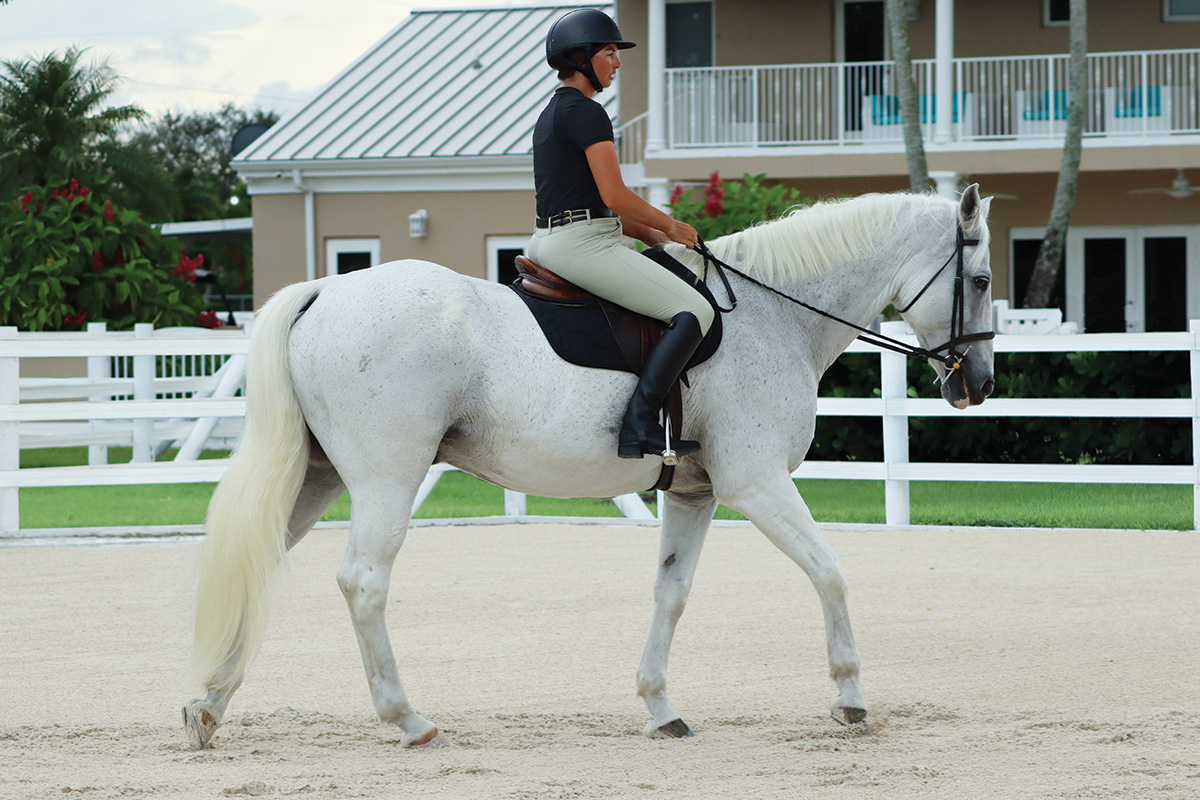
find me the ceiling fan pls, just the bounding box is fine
[1129,168,1197,199]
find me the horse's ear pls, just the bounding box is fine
[959,183,981,223]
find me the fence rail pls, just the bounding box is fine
[3,321,1199,533]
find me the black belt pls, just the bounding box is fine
[535,207,617,229]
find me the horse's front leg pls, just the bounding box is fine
[726,475,867,728]
[636,490,718,738]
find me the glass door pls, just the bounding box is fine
[838,0,887,134]
[1065,226,1199,332]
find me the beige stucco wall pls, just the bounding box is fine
[251,193,308,308]
[251,190,535,307]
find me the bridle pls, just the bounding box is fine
[694,222,996,372]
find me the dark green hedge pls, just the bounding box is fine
[809,351,1191,465]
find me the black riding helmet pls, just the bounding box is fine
[546,8,635,93]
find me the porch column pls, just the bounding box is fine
[929,170,962,199]
[646,0,667,153]
[934,0,954,144]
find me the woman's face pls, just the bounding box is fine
[590,44,621,89]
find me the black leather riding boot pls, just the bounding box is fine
[618,311,704,459]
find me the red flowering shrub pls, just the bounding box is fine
[195,310,224,329]
[1,179,210,330]
[666,171,809,241]
[174,250,204,281]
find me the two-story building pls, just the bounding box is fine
[237,0,1200,332]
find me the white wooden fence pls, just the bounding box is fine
[3,321,1199,534]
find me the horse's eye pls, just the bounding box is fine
[973,276,990,291]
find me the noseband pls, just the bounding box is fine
[694,223,995,371]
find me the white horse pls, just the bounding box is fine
[184,187,994,749]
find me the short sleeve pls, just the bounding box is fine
[561,97,614,151]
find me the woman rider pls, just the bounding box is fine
[529,8,716,460]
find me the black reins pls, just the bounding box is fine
[693,224,995,371]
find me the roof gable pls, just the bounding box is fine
[236,3,617,164]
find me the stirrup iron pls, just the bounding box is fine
[662,413,678,466]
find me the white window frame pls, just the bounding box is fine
[1163,0,1200,21]
[666,0,716,69]
[835,0,891,63]
[325,237,380,276]
[1014,225,1200,332]
[1042,0,1070,28]
[486,235,528,283]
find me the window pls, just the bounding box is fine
[325,238,380,275]
[486,236,528,284]
[666,1,713,68]
[1043,0,1070,27]
[1010,238,1065,314]
[1164,0,1200,20]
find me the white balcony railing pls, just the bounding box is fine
[665,48,1200,149]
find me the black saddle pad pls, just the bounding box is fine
[510,248,722,375]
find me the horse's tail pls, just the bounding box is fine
[190,280,327,695]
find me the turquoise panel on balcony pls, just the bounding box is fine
[1114,86,1163,118]
[868,93,963,125]
[1021,90,1069,121]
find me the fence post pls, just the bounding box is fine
[504,490,527,517]
[880,320,911,526]
[1190,321,1200,531]
[0,327,18,534]
[132,323,155,463]
[87,322,110,466]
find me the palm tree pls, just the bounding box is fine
[0,46,178,220]
[884,0,931,193]
[1023,0,1087,309]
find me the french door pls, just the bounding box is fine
[1065,226,1200,332]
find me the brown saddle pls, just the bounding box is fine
[514,256,660,371]
[513,255,686,489]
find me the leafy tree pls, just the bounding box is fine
[0,47,177,221]
[129,103,279,221]
[0,178,214,331]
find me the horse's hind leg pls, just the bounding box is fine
[183,456,346,749]
[336,478,446,748]
[636,491,718,738]
[285,440,346,550]
[727,476,867,729]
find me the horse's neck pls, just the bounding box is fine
[709,240,907,368]
[785,255,899,369]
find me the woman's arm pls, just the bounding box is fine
[585,140,697,248]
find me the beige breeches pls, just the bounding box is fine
[528,216,715,334]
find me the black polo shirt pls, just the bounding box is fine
[533,86,614,219]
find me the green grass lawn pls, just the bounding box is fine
[13,447,1193,531]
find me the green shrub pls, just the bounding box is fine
[1,178,214,330]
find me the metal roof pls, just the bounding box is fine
[235,3,617,165]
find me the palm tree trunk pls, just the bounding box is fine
[1023,0,1087,309]
[885,0,930,193]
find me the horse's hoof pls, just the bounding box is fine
[404,727,450,749]
[183,702,219,749]
[832,707,869,734]
[649,718,694,739]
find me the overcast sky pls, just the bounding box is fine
[0,0,532,119]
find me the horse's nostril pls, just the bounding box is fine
[981,378,995,397]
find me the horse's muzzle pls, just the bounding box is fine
[941,360,994,409]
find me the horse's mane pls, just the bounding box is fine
[705,191,963,286]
